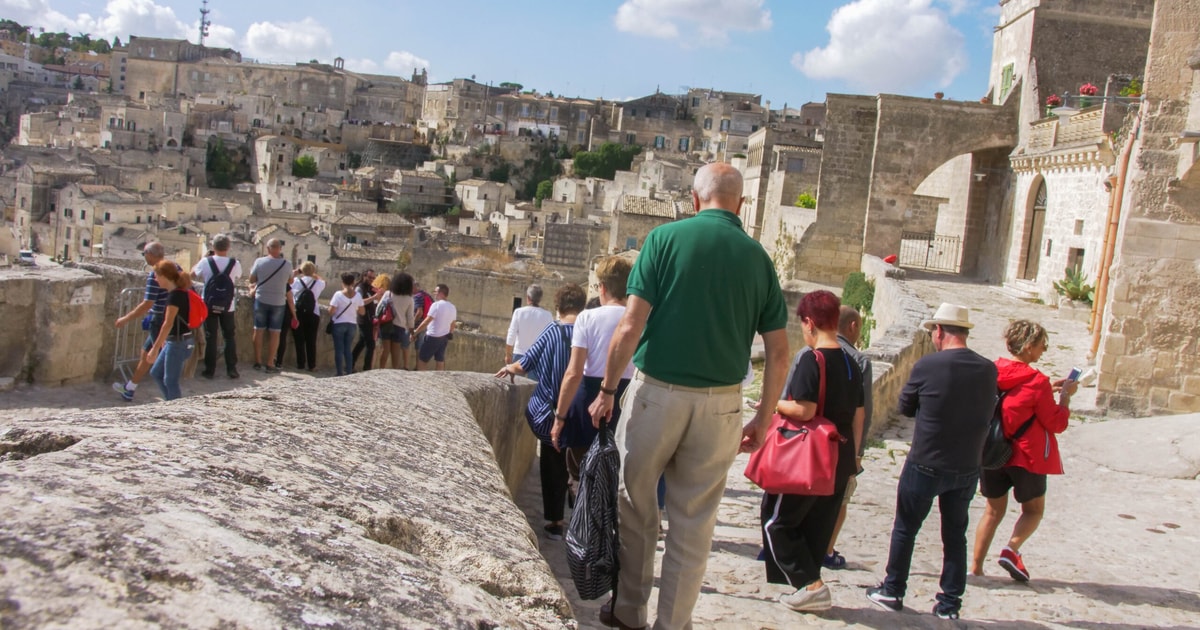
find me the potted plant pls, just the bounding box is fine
[1045,94,1062,116]
[1078,82,1099,108]
[1053,268,1095,321]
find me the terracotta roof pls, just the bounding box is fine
[620,195,675,218]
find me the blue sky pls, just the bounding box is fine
[2,0,1002,107]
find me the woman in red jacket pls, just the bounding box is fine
[971,320,1078,582]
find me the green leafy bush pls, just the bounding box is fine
[795,192,816,209]
[842,272,876,348]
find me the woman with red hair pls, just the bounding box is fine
[147,259,195,401]
[761,289,865,613]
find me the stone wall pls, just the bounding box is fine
[0,267,108,386]
[1096,0,1200,416]
[859,256,936,434]
[0,371,565,628]
[793,94,878,285]
[0,263,517,387]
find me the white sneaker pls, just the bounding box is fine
[780,584,832,612]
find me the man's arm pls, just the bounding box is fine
[898,362,922,417]
[740,328,789,453]
[589,295,651,424]
[115,299,153,328]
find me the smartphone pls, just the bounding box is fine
[1067,367,1082,382]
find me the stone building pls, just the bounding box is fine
[741,128,821,240]
[1094,0,1200,415]
[381,169,450,213]
[11,156,97,253]
[607,194,679,253]
[421,78,515,140]
[454,178,514,217]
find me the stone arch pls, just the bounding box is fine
[793,93,1017,284]
[1016,175,1048,281]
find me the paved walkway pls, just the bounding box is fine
[516,273,1197,628]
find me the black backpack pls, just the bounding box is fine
[204,258,237,314]
[980,389,1036,470]
[296,279,317,315]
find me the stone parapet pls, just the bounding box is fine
[860,256,935,435]
[0,371,564,627]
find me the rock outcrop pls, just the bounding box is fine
[0,371,569,628]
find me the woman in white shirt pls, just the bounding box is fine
[328,272,365,376]
[290,261,326,371]
[376,272,416,370]
[552,256,635,453]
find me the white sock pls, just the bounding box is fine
[126,381,137,391]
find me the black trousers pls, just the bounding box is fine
[292,311,320,369]
[352,318,375,371]
[761,485,847,589]
[202,310,237,374]
[540,440,569,523]
[274,308,292,367]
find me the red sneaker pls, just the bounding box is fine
[999,547,1030,582]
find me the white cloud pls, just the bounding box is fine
[793,0,967,94]
[242,17,333,62]
[341,51,429,77]
[614,0,771,43]
[0,0,190,39]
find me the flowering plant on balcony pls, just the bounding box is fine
[1078,83,1099,96]
[1045,94,1063,108]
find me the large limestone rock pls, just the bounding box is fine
[0,371,569,628]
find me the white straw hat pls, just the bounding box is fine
[921,303,974,330]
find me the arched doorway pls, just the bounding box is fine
[1019,179,1047,281]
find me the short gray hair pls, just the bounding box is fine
[526,284,544,305]
[693,163,743,205]
[212,234,231,252]
[267,238,284,249]
[143,241,165,259]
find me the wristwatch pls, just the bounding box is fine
[600,384,617,396]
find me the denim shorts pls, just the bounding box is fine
[253,301,287,331]
[386,326,411,347]
[142,316,164,352]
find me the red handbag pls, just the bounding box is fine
[744,349,843,496]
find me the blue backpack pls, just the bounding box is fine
[204,258,237,314]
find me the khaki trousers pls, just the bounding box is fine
[613,372,743,630]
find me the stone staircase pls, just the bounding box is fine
[994,280,1041,302]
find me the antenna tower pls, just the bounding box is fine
[198,0,212,47]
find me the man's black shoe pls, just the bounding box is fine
[227,368,240,379]
[599,600,646,630]
[200,370,214,379]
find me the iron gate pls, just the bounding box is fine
[899,231,963,273]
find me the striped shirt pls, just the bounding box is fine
[144,271,170,317]
[519,322,574,428]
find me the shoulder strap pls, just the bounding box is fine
[221,258,235,277]
[301,278,313,292]
[258,259,286,285]
[814,348,827,417]
[207,257,219,278]
[1011,416,1037,440]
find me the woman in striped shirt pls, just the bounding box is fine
[496,283,587,541]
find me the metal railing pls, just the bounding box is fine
[112,287,145,385]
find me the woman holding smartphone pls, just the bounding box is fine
[971,319,1078,582]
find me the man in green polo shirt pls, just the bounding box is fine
[590,162,791,630]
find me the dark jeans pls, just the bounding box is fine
[292,311,320,369]
[352,318,375,371]
[883,461,979,611]
[202,310,237,374]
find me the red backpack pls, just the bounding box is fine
[186,289,208,329]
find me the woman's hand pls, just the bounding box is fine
[550,418,565,451]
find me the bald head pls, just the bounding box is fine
[839,305,862,345]
[693,163,744,213]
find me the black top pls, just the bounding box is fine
[166,289,190,337]
[357,282,374,324]
[899,348,998,472]
[789,347,864,482]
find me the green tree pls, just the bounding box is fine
[292,155,318,178]
[572,142,641,179]
[520,147,563,199]
[72,76,84,90]
[795,192,816,209]
[499,82,523,91]
[205,138,236,189]
[388,198,413,215]
[347,152,363,169]
[535,180,553,205]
